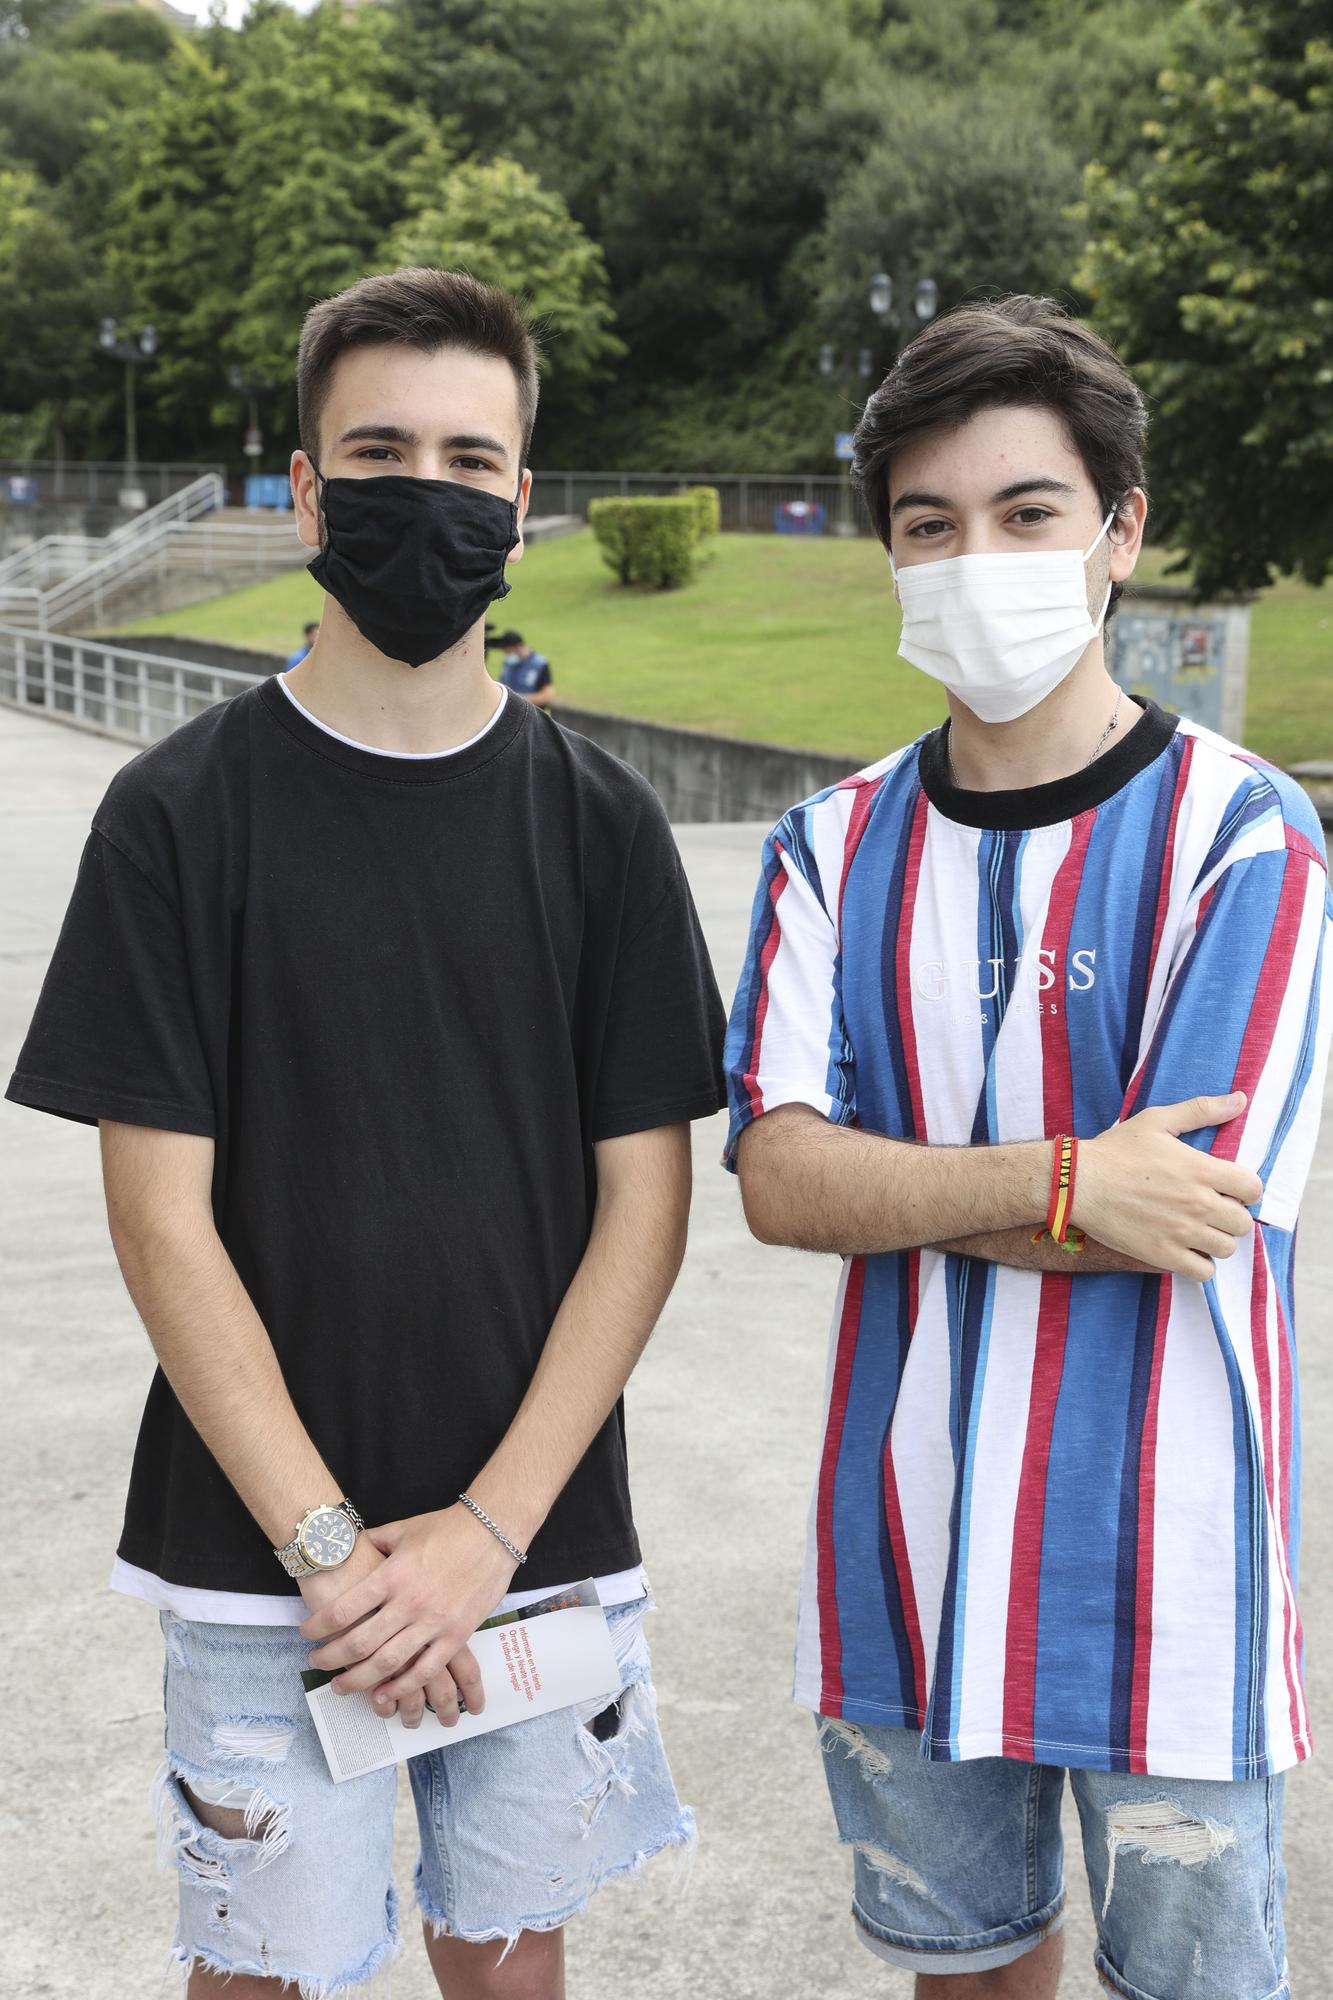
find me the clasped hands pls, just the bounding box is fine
[299,1502,518,1729]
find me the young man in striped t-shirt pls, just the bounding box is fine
[724,295,1329,2000]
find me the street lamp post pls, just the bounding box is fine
[867,270,940,347]
[98,317,157,511]
[818,269,939,487]
[228,364,276,476]
[227,364,272,464]
[819,270,939,396]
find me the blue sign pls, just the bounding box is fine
[245,473,293,511]
[834,433,856,463]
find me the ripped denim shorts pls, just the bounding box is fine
[154,1599,693,1997]
[817,1718,1288,2000]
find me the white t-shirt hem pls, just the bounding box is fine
[110,1555,648,1625]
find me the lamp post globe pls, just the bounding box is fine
[914,277,939,323]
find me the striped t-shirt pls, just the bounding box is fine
[724,702,1331,1782]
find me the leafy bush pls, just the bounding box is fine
[588,494,702,589]
[686,484,721,538]
[587,496,635,581]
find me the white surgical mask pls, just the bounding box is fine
[891,511,1115,724]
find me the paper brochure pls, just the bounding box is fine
[302,1587,620,1783]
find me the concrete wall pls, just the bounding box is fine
[112,633,289,678]
[548,703,858,821]
[112,633,862,821]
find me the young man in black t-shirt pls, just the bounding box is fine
[7,267,726,2000]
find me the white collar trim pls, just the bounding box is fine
[277,671,508,760]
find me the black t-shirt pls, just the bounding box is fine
[7,680,726,1594]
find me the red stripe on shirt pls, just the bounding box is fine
[1122,739,1197,1114]
[742,850,789,1123]
[999,812,1094,1755]
[837,775,884,931]
[1001,1276,1072,1757]
[1128,1280,1172,1772]
[815,1256,867,1714]
[894,791,931,1141]
[1284,826,1327,873]
[1041,811,1095,1133]
[1211,851,1307,1164]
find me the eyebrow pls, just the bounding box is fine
[889,476,1079,517]
[334,423,512,460]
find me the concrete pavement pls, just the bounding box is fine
[2,702,1331,1999]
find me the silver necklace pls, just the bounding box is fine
[1085,688,1124,766]
[946,689,1124,786]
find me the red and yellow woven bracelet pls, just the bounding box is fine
[1031,1133,1086,1253]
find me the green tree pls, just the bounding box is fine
[816,84,1085,378]
[223,1,445,416]
[0,161,103,455]
[0,43,168,185]
[577,0,883,380]
[389,0,634,194]
[1078,0,1333,593]
[384,154,623,429]
[100,37,241,456]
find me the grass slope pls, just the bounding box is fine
[118,529,1331,768]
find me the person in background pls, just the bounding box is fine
[284,620,320,670]
[497,628,554,707]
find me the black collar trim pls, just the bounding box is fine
[917,699,1178,831]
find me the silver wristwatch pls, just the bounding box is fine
[273,1498,364,1578]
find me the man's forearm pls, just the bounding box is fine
[102,1125,335,1550]
[466,1124,691,1550]
[934,1228,1154,1275]
[738,1105,1052,1257]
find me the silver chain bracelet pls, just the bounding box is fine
[458,1490,528,1565]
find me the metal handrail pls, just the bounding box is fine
[0,472,227,591]
[0,500,304,632]
[0,623,262,744]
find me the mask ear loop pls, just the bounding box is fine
[1082,507,1117,562]
[1086,505,1120,634]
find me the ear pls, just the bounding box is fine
[292,450,322,552]
[1108,487,1148,584]
[507,467,534,569]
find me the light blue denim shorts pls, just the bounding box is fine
[818,1719,1288,1999]
[154,1600,692,1996]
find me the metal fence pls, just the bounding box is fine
[0,624,259,744]
[531,471,872,536]
[0,460,226,508]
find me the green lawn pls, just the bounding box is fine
[117,529,1332,768]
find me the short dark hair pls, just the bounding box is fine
[495,629,524,648]
[853,295,1147,616]
[303,621,319,636]
[297,267,540,467]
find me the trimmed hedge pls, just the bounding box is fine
[588,494,704,589]
[686,484,721,539]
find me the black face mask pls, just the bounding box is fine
[307,469,521,668]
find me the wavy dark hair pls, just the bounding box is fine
[853,294,1147,617]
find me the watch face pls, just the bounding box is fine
[299,1507,356,1568]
